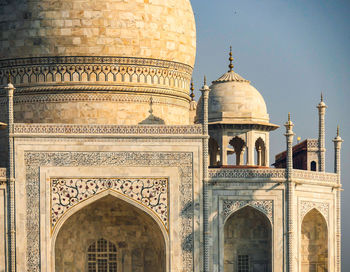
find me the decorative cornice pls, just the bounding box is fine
[0,56,193,98]
[3,84,191,101]
[0,56,193,73]
[0,91,191,108]
[13,124,203,135]
[208,123,279,132]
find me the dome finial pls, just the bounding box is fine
[228,46,234,72]
[190,79,195,101]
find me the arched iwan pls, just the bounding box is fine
[301,208,328,272]
[51,190,169,272]
[224,206,272,272]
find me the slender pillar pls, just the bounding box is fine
[239,147,245,166]
[219,135,228,166]
[257,146,262,166]
[5,78,16,272]
[284,113,295,272]
[333,126,343,272]
[317,94,327,172]
[201,77,210,272]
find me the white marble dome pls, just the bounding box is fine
[197,70,270,124]
[0,0,196,67]
[0,0,197,125]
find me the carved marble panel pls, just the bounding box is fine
[51,177,168,232]
[223,200,273,223]
[300,201,329,223]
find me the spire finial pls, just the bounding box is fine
[288,112,291,122]
[228,46,234,72]
[190,80,195,101]
[149,97,153,114]
[321,92,323,102]
[337,125,340,137]
[204,75,207,86]
[8,71,11,84]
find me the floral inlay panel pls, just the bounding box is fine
[51,178,168,232]
[300,201,329,223]
[223,200,273,223]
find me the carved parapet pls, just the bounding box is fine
[293,169,338,183]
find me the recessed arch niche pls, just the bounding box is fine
[224,206,272,272]
[54,194,166,272]
[301,208,328,272]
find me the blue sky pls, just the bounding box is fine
[191,0,350,267]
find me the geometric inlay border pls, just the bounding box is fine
[222,200,273,223]
[51,177,168,232]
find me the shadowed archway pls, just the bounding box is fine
[54,195,166,272]
[301,208,328,272]
[224,206,272,272]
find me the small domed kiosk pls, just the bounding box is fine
[197,48,278,166]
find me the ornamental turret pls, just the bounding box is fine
[196,48,278,167]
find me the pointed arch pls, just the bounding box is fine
[52,190,169,272]
[223,203,273,226]
[301,208,328,271]
[229,136,246,166]
[224,206,272,272]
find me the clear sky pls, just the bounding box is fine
[191,0,350,268]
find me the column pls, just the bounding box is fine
[5,79,16,272]
[333,126,343,272]
[201,77,210,272]
[284,113,295,272]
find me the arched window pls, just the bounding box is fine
[255,138,266,166]
[229,137,246,166]
[311,161,317,171]
[87,238,117,272]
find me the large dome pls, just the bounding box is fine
[0,0,196,66]
[0,0,196,125]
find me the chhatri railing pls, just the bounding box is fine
[209,168,338,184]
